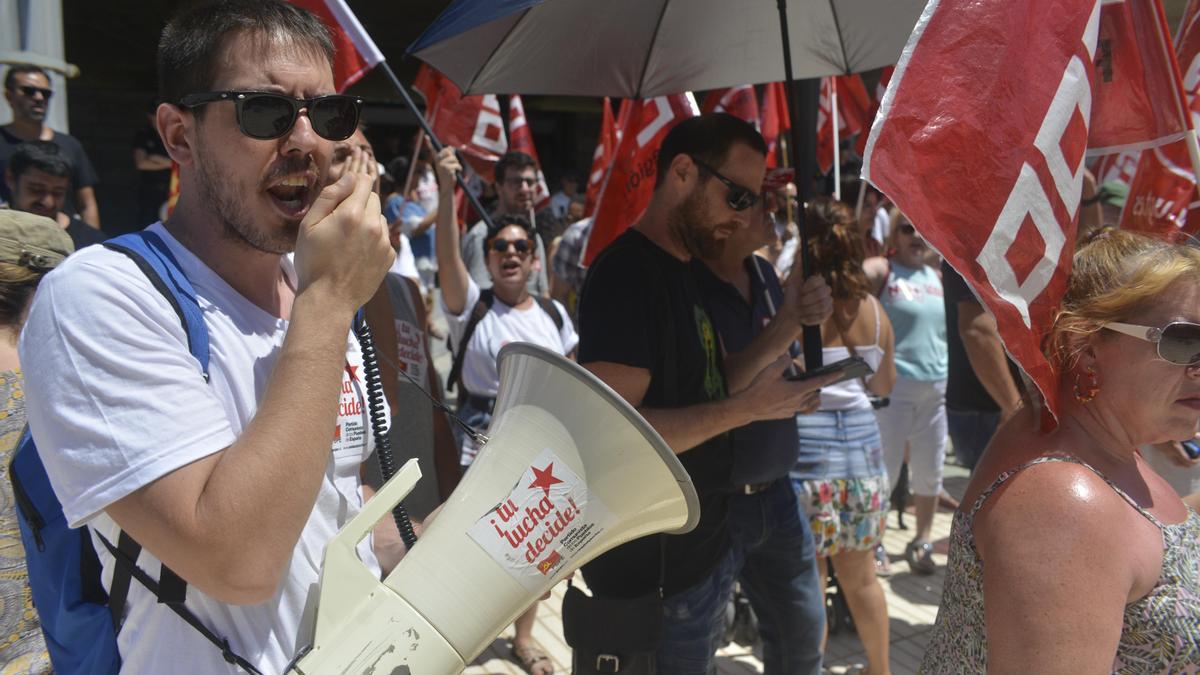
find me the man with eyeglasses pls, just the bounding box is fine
[1,64,101,229]
[18,2,398,672]
[575,113,840,673]
[460,151,551,297]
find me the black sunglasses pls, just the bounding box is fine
[690,155,761,211]
[489,238,532,255]
[1105,321,1200,366]
[177,90,362,141]
[897,223,916,235]
[14,85,52,100]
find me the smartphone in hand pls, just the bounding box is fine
[786,356,873,386]
[1182,439,1200,460]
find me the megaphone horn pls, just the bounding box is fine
[292,343,699,674]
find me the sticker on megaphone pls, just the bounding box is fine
[468,448,616,590]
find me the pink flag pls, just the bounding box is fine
[507,95,552,210]
[863,0,1102,426]
[583,94,700,265]
[288,0,383,92]
[701,86,760,128]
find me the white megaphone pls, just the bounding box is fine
[289,343,699,674]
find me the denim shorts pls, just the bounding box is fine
[790,409,887,481]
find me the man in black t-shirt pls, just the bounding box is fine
[942,261,1024,471]
[578,114,838,673]
[1,65,100,228]
[4,141,107,250]
[132,104,173,229]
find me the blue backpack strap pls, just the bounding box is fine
[103,230,210,376]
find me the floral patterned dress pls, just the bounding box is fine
[0,369,52,674]
[920,455,1200,674]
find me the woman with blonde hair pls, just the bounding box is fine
[866,208,948,575]
[921,228,1200,673]
[791,197,897,675]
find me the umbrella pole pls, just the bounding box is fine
[382,61,496,232]
[776,0,824,371]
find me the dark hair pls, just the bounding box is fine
[4,64,50,91]
[805,196,871,300]
[158,0,334,105]
[386,156,410,183]
[8,141,71,181]
[655,113,767,187]
[494,151,537,185]
[482,214,536,257]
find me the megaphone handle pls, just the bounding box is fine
[353,312,419,550]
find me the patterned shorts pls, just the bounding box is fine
[794,475,889,556]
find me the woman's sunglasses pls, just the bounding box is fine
[1104,321,1200,365]
[897,223,916,235]
[489,238,532,255]
[177,90,363,141]
[689,156,761,211]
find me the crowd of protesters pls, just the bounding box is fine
[1,1,1198,674]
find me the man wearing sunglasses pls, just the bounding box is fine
[18,2,396,672]
[576,113,841,673]
[460,151,551,298]
[1,64,101,229]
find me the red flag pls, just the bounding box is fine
[817,75,872,173]
[701,86,760,127]
[507,95,552,209]
[288,0,383,92]
[761,83,790,168]
[583,94,701,265]
[1089,0,1190,153]
[856,67,895,156]
[863,0,1102,426]
[1117,0,1200,237]
[586,98,618,215]
[412,65,508,182]
[1090,149,1141,185]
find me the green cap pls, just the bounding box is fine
[0,209,74,270]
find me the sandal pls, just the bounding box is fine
[873,543,893,577]
[511,642,554,675]
[905,540,936,575]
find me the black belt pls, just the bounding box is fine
[463,394,497,414]
[739,481,774,495]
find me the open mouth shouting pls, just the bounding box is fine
[265,173,317,220]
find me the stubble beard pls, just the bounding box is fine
[668,186,727,259]
[195,146,299,255]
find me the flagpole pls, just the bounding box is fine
[832,80,841,202]
[402,129,424,195]
[776,0,824,372]
[382,61,496,232]
[1184,129,1200,203]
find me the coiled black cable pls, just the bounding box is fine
[354,316,419,551]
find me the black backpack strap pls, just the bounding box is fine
[97,532,262,674]
[446,288,494,396]
[106,531,140,631]
[533,296,564,331]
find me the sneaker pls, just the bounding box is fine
[873,543,893,576]
[905,540,936,575]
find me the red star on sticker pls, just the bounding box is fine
[345,364,359,382]
[528,463,563,497]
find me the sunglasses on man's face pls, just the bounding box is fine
[177,90,363,141]
[897,223,916,236]
[1105,321,1200,366]
[489,238,532,255]
[689,156,761,212]
[13,85,52,100]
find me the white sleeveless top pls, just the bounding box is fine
[818,296,885,412]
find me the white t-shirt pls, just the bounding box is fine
[390,232,420,283]
[19,223,380,674]
[442,277,578,397]
[871,205,890,246]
